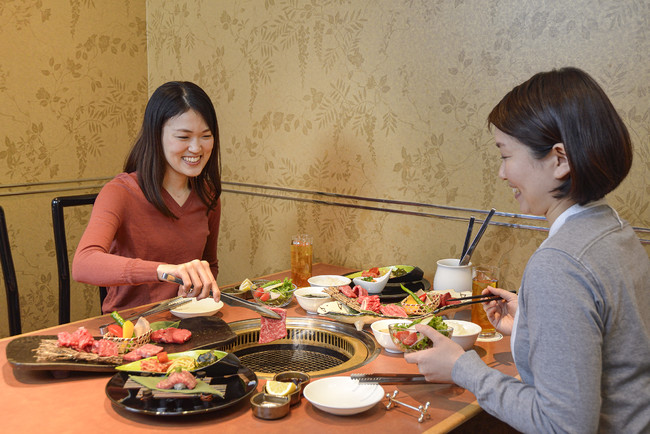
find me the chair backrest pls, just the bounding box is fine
[52,193,106,324]
[0,206,21,336]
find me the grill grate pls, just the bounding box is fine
[217,317,380,379]
[236,345,347,374]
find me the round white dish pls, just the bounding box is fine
[370,318,410,353]
[307,275,351,288]
[444,319,481,350]
[170,298,224,318]
[303,376,384,416]
[294,287,333,314]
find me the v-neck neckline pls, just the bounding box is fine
[163,188,193,214]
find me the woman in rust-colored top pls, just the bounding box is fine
[73,81,222,313]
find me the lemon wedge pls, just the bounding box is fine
[239,278,253,291]
[265,380,297,396]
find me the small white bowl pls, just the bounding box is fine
[371,319,410,353]
[444,319,481,350]
[303,377,384,416]
[308,275,351,288]
[294,287,333,314]
[352,267,392,294]
[170,298,224,319]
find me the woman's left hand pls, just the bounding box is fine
[157,260,221,302]
[404,324,465,383]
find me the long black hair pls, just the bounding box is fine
[124,81,221,218]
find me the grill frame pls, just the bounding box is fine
[216,317,380,379]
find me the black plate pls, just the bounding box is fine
[6,316,236,373]
[342,268,431,302]
[105,364,258,416]
[379,279,431,302]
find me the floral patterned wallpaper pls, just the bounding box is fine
[148,0,649,293]
[0,0,648,337]
[0,0,147,335]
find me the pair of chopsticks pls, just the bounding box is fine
[351,373,428,385]
[459,208,496,266]
[432,290,516,314]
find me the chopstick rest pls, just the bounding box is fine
[385,390,430,423]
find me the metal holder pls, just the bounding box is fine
[385,390,430,423]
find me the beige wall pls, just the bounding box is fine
[1,0,648,337]
[0,1,147,335]
[147,0,650,288]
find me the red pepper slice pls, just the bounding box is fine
[157,352,169,363]
[107,324,122,336]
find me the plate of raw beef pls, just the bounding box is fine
[5,316,237,373]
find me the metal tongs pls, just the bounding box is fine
[161,273,281,319]
[351,373,428,385]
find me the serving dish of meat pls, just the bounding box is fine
[5,316,237,373]
[105,362,258,416]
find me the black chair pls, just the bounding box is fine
[0,206,21,336]
[52,193,107,324]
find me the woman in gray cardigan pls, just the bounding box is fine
[406,67,650,433]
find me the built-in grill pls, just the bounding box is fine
[216,317,380,379]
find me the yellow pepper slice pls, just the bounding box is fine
[122,320,134,338]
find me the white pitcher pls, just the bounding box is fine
[433,258,473,293]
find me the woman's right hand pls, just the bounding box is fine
[482,286,518,335]
[157,260,220,302]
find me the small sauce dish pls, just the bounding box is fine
[250,392,291,419]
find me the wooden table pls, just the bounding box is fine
[0,263,518,433]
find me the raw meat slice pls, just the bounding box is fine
[156,370,197,389]
[258,307,287,344]
[438,292,460,307]
[122,343,164,362]
[380,304,408,318]
[140,357,170,373]
[361,267,380,278]
[357,295,381,313]
[57,327,95,352]
[339,285,356,298]
[94,339,120,357]
[122,351,143,362]
[136,344,164,358]
[353,285,368,297]
[171,328,192,343]
[151,327,192,344]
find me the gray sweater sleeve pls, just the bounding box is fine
[452,248,603,433]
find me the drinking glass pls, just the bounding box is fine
[471,265,499,338]
[290,234,312,288]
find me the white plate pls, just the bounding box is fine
[170,298,224,318]
[303,376,384,415]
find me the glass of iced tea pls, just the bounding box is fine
[290,234,313,288]
[471,265,499,338]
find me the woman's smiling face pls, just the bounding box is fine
[161,109,213,183]
[494,127,572,222]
